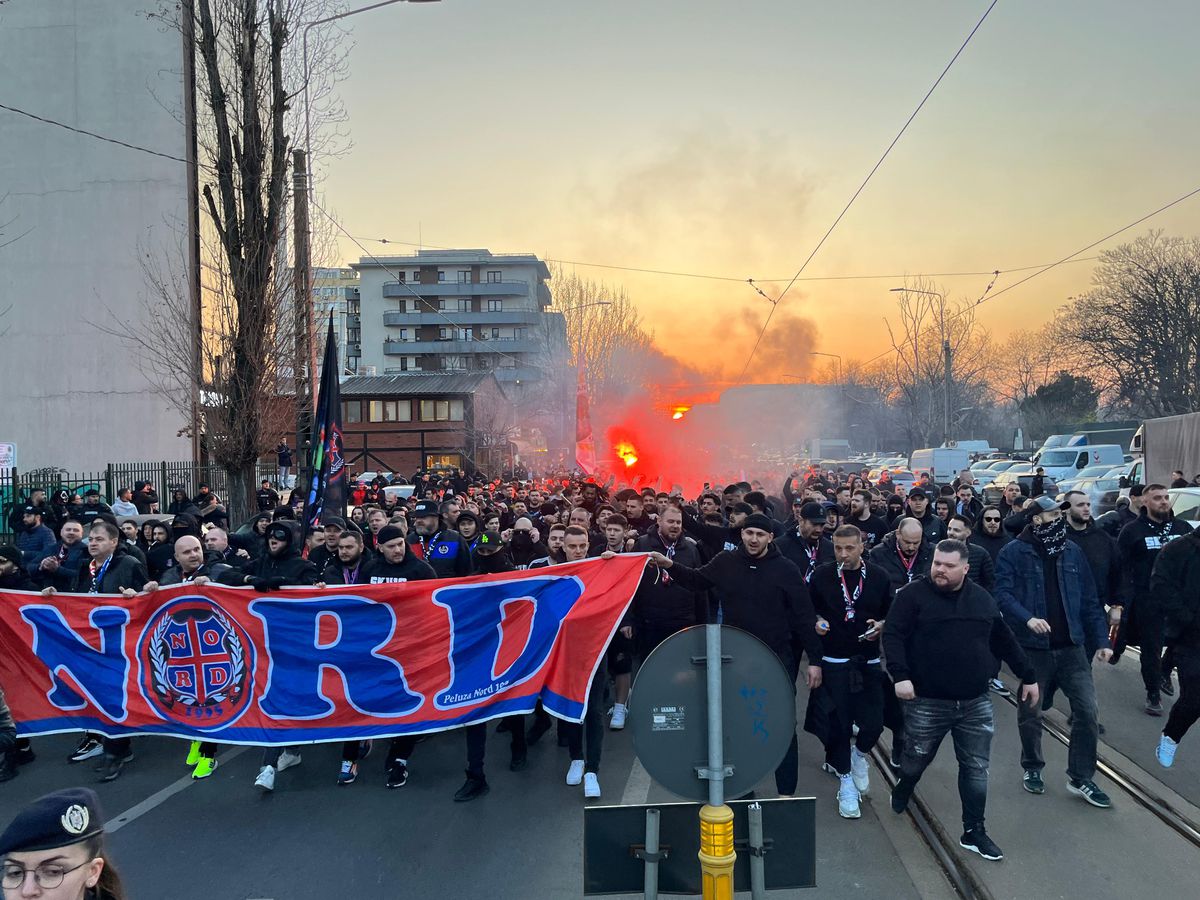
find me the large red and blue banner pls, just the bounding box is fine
[0,557,647,745]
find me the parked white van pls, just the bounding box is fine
[1034,444,1126,483]
[909,447,971,482]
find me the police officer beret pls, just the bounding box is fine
[0,788,105,855]
[413,500,440,518]
[376,525,405,545]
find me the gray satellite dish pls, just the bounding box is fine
[628,625,797,802]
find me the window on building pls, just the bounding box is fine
[438,299,451,312]
[412,271,421,282]
[399,328,409,341]
[490,327,500,339]
[368,400,384,422]
[457,270,471,283]
[342,400,362,424]
[437,270,446,282]
[449,399,464,421]
[487,299,503,312]
[397,272,405,283]
[487,270,501,283]
[441,355,468,372]
[456,328,471,341]
[395,400,412,421]
[498,357,516,369]
[420,399,435,421]
[458,298,472,313]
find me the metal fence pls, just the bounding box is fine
[0,460,279,540]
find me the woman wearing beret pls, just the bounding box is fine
[0,788,125,900]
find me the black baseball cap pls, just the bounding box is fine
[799,502,827,523]
[413,500,440,518]
[1028,495,1070,513]
[475,530,503,554]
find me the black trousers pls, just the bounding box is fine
[465,717,528,778]
[820,662,886,774]
[1165,647,1200,744]
[565,666,607,774]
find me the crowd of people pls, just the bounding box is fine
[1,460,1198,867]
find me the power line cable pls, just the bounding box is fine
[736,0,1000,381]
[859,184,1200,369]
[0,100,189,165]
[310,198,529,370]
[350,232,1099,285]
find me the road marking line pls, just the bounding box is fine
[107,746,249,834]
[620,757,653,805]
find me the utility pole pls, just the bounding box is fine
[943,338,953,446]
[293,149,314,496]
[182,0,203,463]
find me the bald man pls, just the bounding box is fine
[143,536,233,779]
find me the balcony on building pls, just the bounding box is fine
[382,309,542,327]
[382,281,528,299]
[383,337,541,355]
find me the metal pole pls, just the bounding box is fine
[699,623,735,899]
[748,802,766,900]
[293,149,314,498]
[943,338,952,446]
[643,808,661,900]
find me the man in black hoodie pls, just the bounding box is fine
[1116,484,1194,714]
[900,488,946,546]
[777,501,834,584]
[1063,491,1121,638]
[884,539,1038,862]
[972,506,1012,563]
[648,513,823,796]
[1152,531,1200,768]
[805,525,893,820]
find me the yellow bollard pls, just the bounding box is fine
[698,803,736,899]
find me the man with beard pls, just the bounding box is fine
[805,526,893,819]
[885,540,1039,862]
[946,515,995,591]
[407,499,472,577]
[697,492,724,524]
[777,501,834,584]
[219,521,319,792]
[870,519,932,594]
[647,514,823,796]
[683,502,749,558]
[849,490,888,549]
[15,507,56,576]
[143,535,232,780]
[1063,491,1121,643]
[995,496,1112,807]
[1116,484,1194,714]
[623,492,656,536]
[309,518,345,572]
[633,505,705,658]
[901,488,946,546]
[1097,485,1142,538]
[954,483,983,522]
[998,482,1025,519]
[972,506,1012,563]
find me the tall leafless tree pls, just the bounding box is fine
[1059,231,1200,417]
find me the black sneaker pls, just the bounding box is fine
[890,739,904,772]
[526,717,551,745]
[97,754,126,783]
[1022,769,1045,794]
[1067,779,1112,809]
[68,736,103,764]
[960,828,1003,861]
[890,778,914,814]
[14,740,35,766]
[1161,675,1175,697]
[385,762,409,789]
[1146,693,1164,716]
[454,774,490,802]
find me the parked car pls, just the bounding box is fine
[982,470,1060,506]
[885,470,918,493]
[1071,475,1123,516]
[1059,464,1123,493]
[1169,488,1200,530]
[381,484,416,503]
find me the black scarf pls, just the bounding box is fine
[1032,516,1068,556]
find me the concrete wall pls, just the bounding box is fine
[0,0,192,468]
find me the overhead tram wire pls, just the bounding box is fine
[350,233,1100,286]
[859,183,1200,369]
[735,0,1001,382]
[311,198,528,369]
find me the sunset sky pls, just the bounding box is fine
[323,0,1200,382]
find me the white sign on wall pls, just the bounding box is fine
[0,442,15,474]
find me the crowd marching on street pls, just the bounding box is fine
[2,460,1199,868]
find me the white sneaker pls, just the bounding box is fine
[837,774,861,819]
[276,750,302,772]
[566,759,585,786]
[821,762,839,777]
[610,703,627,730]
[850,747,871,795]
[584,772,601,798]
[254,765,276,792]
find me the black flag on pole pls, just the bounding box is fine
[305,314,346,532]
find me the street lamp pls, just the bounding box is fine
[809,350,843,384]
[890,286,952,445]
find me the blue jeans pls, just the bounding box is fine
[1019,646,1098,782]
[898,694,993,832]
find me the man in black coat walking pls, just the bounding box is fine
[647,513,823,796]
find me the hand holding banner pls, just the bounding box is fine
[0,556,648,745]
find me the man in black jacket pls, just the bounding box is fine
[869,519,932,594]
[1153,532,1200,768]
[946,515,995,591]
[972,506,1012,563]
[1115,484,1194,714]
[898,488,946,546]
[883,539,1038,862]
[1063,491,1121,637]
[804,525,893,819]
[776,501,834,584]
[849,490,889,549]
[648,513,823,796]
[632,506,706,658]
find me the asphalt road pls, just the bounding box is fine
[3,653,1196,899]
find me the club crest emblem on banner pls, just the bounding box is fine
[137,597,255,731]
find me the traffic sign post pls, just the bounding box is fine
[617,625,811,898]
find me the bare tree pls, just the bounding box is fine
[1059,231,1200,417]
[884,277,993,449]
